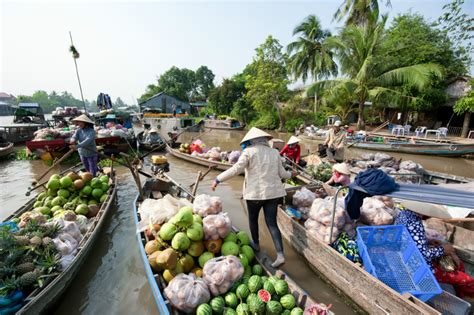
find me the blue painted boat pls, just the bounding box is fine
[134,176,319,314]
[348,141,474,157]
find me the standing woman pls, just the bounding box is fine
[70,114,99,176]
[211,127,295,267]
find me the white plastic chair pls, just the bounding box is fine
[438,127,448,137]
[404,125,412,135]
[391,125,404,136]
[414,126,426,137]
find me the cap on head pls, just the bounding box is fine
[334,120,342,127]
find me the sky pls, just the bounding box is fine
[1,0,470,105]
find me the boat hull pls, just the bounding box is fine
[348,142,474,157]
[3,166,117,314]
[166,143,233,172]
[0,142,14,158]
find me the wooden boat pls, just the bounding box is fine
[203,119,245,130]
[165,142,234,172]
[0,124,46,143]
[136,131,166,151]
[0,141,14,158]
[278,187,440,315]
[2,165,117,314]
[133,175,319,314]
[347,140,474,157]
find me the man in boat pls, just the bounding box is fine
[395,204,474,299]
[324,120,345,163]
[211,127,297,268]
[145,128,161,144]
[69,114,98,176]
[280,136,306,167]
[295,124,305,136]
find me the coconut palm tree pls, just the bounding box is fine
[334,0,391,26]
[309,13,443,129]
[287,15,337,82]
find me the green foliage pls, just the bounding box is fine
[246,36,290,130]
[287,15,337,82]
[17,90,90,113]
[284,118,305,132]
[208,78,246,115]
[333,0,391,26]
[230,97,255,125]
[249,113,279,130]
[454,80,474,114]
[139,66,215,103]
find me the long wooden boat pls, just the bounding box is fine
[133,176,318,314]
[136,131,166,151]
[165,142,234,172]
[347,141,474,157]
[203,119,245,130]
[0,124,46,143]
[278,186,440,315]
[0,141,14,158]
[2,165,117,314]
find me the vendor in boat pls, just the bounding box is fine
[145,128,161,144]
[324,120,345,163]
[395,203,474,298]
[69,114,98,176]
[325,163,351,187]
[211,127,297,268]
[280,136,306,167]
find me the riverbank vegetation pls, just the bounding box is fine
[139,0,472,132]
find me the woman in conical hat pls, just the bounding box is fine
[325,162,351,187]
[279,136,306,167]
[70,114,98,176]
[211,127,296,267]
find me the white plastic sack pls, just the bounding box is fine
[228,151,241,164]
[293,187,316,209]
[360,197,394,226]
[164,273,211,313]
[202,256,244,296]
[309,197,347,229]
[193,194,222,217]
[138,195,192,232]
[203,213,231,240]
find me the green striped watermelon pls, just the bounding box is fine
[280,294,296,310]
[210,296,225,314]
[196,303,212,315]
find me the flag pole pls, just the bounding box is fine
[69,31,87,113]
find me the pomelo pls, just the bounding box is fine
[75,204,89,216]
[60,176,73,188]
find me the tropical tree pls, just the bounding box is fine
[208,78,246,115]
[287,15,337,83]
[453,79,474,138]
[309,12,443,129]
[321,84,357,123]
[333,0,391,25]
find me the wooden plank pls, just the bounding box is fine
[277,209,440,315]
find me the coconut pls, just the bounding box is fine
[156,248,178,270]
[188,241,205,257]
[74,179,84,190]
[63,211,77,221]
[67,172,81,181]
[87,205,99,217]
[177,254,195,273]
[145,240,160,255]
[80,172,93,183]
[148,251,162,271]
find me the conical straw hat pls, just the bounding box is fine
[71,114,94,124]
[333,163,351,175]
[240,127,272,144]
[287,136,300,145]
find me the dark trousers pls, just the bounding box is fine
[246,198,283,253]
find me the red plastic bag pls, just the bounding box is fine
[190,143,202,154]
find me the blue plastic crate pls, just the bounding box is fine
[356,225,442,302]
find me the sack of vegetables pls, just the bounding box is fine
[164,273,211,313]
[202,255,244,296]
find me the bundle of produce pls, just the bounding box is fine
[32,128,58,141]
[193,194,222,217]
[164,273,211,313]
[305,197,353,243]
[0,219,63,302]
[97,129,112,138]
[208,148,221,161]
[138,195,192,231]
[293,187,316,209]
[203,213,231,240]
[228,151,241,164]
[306,163,332,182]
[179,143,191,154]
[359,197,394,226]
[202,256,244,296]
[197,272,304,315]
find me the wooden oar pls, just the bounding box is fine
[32,148,75,185]
[190,165,217,188]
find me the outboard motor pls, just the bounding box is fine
[151,155,170,174]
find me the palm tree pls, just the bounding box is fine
[309,13,443,129]
[287,15,338,82]
[334,0,391,26]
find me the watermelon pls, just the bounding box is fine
[225,292,238,308]
[230,279,241,292]
[241,274,251,285]
[196,303,212,315]
[263,280,276,295]
[223,308,237,315]
[249,295,265,315]
[290,307,304,315]
[246,293,257,305]
[282,310,291,315]
[260,276,268,283]
[268,276,280,285]
[244,265,252,277]
[275,280,289,296]
[236,303,250,315]
[280,294,296,310]
[236,284,250,300]
[99,175,109,183]
[252,264,263,276]
[266,301,283,315]
[210,296,225,314]
[248,275,263,293]
[239,253,249,268]
[257,289,270,303]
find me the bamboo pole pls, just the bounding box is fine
[69,31,87,113]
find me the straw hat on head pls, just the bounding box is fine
[333,163,350,175]
[333,120,342,127]
[240,127,272,144]
[287,136,300,145]
[71,114,94,125]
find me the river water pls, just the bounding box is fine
[1,126,473,314]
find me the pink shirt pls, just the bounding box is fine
[330,173,350,186]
